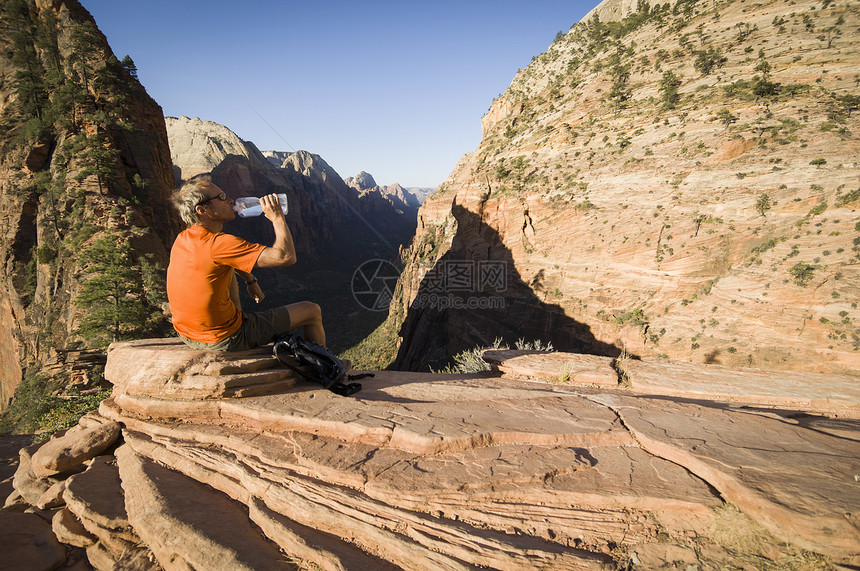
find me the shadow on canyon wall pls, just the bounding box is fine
[395,202,621,371]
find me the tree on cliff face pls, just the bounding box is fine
[35,7,63,88]
[6,0,50,137]
[68,130,120,194]
[74,235,169,347]
[660,70,682,109]
[0,0,180,421]
[120,55,139,80]
[66,20,102,93]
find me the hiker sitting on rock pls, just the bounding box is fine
[166,175,326,350]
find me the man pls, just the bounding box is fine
[166,175,326,351]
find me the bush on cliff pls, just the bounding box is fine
[433,338,554,374]
[0,369,109,438]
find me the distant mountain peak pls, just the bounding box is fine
[165,115,273,182]
[345,171,378,190]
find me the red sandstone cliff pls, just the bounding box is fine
[362,0,860,375]
[0,0,181,410]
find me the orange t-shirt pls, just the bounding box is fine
[166,226,266,343]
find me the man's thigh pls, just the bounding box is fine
[234,305,293,349]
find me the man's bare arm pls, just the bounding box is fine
[255,194,296,268]
[229,271,242,311]
[236,269,265,303]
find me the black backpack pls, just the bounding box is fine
[273,334,371,396]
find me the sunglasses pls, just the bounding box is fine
[197,191,228,207]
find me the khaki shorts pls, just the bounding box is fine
[179,306,292,351]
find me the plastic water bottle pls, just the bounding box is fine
[233,194,288,217]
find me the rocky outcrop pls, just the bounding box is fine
[343,170,378,190]
[165,116,278,183]
[582,0,639,25]
[3,340,858,569]
[0,0,181,410]
[371,0,860,374]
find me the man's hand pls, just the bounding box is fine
[254,194,297,268]
[259,194,283,222]
[247,280,265,303]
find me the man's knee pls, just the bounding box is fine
[301,301,321,321]
[288,301,322,326]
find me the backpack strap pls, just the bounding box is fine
[328,382,362,397]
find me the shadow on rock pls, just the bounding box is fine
[395,201,621,371]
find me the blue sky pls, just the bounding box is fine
[81,1,601,187]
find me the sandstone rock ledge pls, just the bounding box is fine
[3,338,858,570]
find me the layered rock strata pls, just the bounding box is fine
[3,339,858,569]
[375,0,860,374]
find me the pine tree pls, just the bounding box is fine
[659,70,682,109]
[74,235,167,347]
[69,127,120,194]
[716,109,738,129]
[6,0,49,133]
[120,55,139,80]
[35,7,63,89]
[67,20,102,92]
[755,192,772,216]
[752,51,779,100]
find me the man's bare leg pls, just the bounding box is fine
[286,301,326,347]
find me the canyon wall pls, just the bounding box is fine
[369,0,859,374]
[0,0,181,409]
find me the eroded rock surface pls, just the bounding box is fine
[4,338,858,569]
[104,339,298,399]
[30,413,120,478]
[116,444,290,571]
[0,512,67,571]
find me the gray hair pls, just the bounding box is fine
[172,174,212,227]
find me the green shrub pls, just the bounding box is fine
[751,238,778,254]
[0,367,110,437]
[789,263,818,287]
[835,188,859,207]
[339,321,399,371]
[615,308,650,329]
[0,372,59,434]
[433,338,554,374]
[36,245,57,264]
[808,203,828,217]
[755,193,772,216]
[37,387,112,437]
